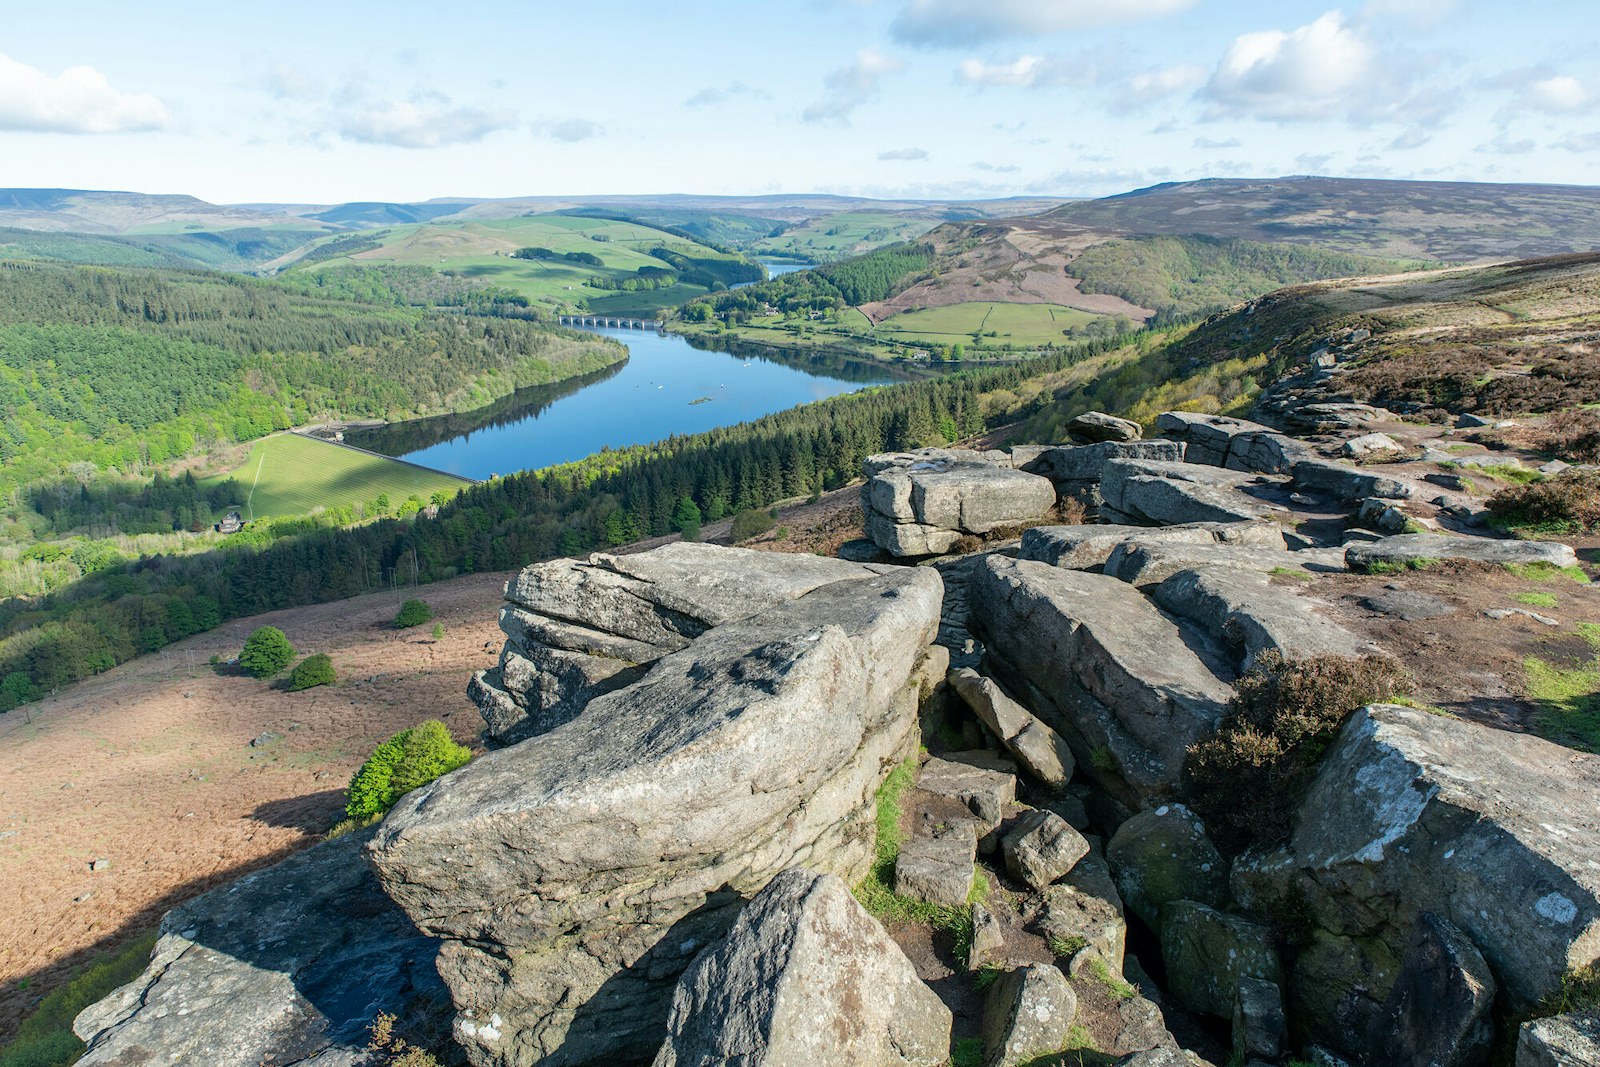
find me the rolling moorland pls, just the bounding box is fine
[3,178,1600,1065]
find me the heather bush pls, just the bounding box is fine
[1487,469,1600,532]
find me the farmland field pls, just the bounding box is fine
[874,302,1102,345]
[288,214,756,316]
[203,433,472,520]
[750,210,943,261]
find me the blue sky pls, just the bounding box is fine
[3,0,1598,204]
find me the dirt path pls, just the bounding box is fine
[0,570,513,1037]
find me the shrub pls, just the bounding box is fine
[393,598,434,628]
[730,508,775,541]
[345,719,471,820]
[430,622,444,640]
[0,929,158,1067]
[1486,469,1600,533]
[1531,409,1600,464]
[1184,651,1412,853]
[289,653,335,691]
[239,625,295,678]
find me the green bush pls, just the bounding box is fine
[393,598,434,628]
[0,930,158,1067]
[1486,469,1600,532]
[345,720,471,820]
[1184,651,1412,853]
[729,508,775,541]
[289,653,335,691]
[239,625,294,678]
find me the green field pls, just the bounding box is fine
[751,210,941,262]
[875,302,1102,345]
[290,214,758,316]
[206,434,471,520]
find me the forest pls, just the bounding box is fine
[0,327,1145,711]
[686,242,934,320]
[0,262,624,498]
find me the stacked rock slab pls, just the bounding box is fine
[1155,411,1310,473]
[1232,705,1600,1057]
[862,448,1056,557]
[1017,440,1185,508]
[369,557,944,1067]
[470,543,899,744]
[1100,458,1290,527]
[75,829,446,1067]
[968,556,1234,808]
[653,868,952,1067]
[1019,520,1287,571]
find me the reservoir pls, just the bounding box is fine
[350,325,904,480]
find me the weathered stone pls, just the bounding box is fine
[862,449,1057,557]
[370,561,944,1067]
[1105,805,1228,930]
[1102,459,1288,526]
[983,964,1078,1067]
[1155,411,1280,467]
[918,753,1018,829]
[1038,851,1126,972]
[1357,496,1412,533]
[1293,458,1414,501]
[1150,566,1371,670]
[1069,410,1144,443]
[1107,995,1173,1056]
[971,903,1006,970]
[865,509,961,557]
[968,558,1233,806]
[652,868,951,1067]
[1342,432,1401,458]
[1103,540,1344,589]
[1362,589,1458,621]
[475,544,894,742]
[896,823,978,908]
[1115,1045,1216,1067]
[949,668,1075,787]
[1375,912,1497,1067]
[1003,810,1089,890]
[1518,1010,1600,1067]
[838,537,892,563]
[75,829,446,1067]
[1347,534,1578,572]
[1019,521,1287,571]
[1233,978,1286,1061]
[1285,402,1391,431]
[1022,441,1186,488]
[1161,901,1284,1018]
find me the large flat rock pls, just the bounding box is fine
[370,562,945,1067]
[1346,534,1579,572]
[863,450,1056,557]
[1101,458,1289,527]
[968,556,1233,806]
[1018,521,1286,571]
[1150,566,1372,670]
[473,544,896,742]
[1155,411,1310,473]
[1104,540,1345,589]
[75,829,446,1067]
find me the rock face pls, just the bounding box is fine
[75,829,446,1067]
[969,556,1233,806]
[472,544,896,743]
[1292,458,1413,501]
[1018,442,1186,506]
[1101,458,1288,526]
[1155,411,1309,473]
[1161,901,1283,1018]
[1518,1011,1600,1067]
[897,823,978,907]
[1234,705,1600,1055]
[652,868,952,1067]
[1375,912,1497,1067]
[863,449,1056,557]
[1105,805,1227,930]
[983,964,1078,1067]
[1148,566,1371,670]
[1346,533,1579,572]
[1038,851,1127,972]
[948,668,1076,787]
[1068,410,1144,443]
[1001,809,1089,890]
[1018,520,1286,571]
[369,559,945,1067]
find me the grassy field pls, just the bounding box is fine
[203,434,471,520]
[875,302,1102,345]
[751,210,942,262]
[291,214,750,316]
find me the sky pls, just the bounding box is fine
[2,0,1598,205]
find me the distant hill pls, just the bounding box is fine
[1042,176,1600,261]
[0,188,333,236]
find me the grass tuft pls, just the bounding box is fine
[1525,655,1600,753]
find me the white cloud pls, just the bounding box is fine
[972,161,1021,172]
[1388,127,1430,149]
[1555,131,1600,153]
[531,117,605,142]
[0,52,167,134]
[803,47,905,123]
[892,0,1196,46]
[1193,136,1241,149]
[1526,75,1590,113]
[265,63,323,101]
[685,81,769,108]
[1124,63,1207,103]
[879,146,930,160]
[1200,11,1426,124]
[339,98,516,148]
[956,52,1113,89]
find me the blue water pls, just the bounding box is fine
[760,260,811,277]
[375,326,899,480]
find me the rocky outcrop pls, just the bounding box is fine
[471,543,896,743]
[1292,458,1413,501]
[1100,459,1289,526]
[983,964,1077,1067]
[1148,566,1371,670]
[1068,410,1144,443]
[863,449,1056,557]
[1374,912,1497,1067]
[1346,534,1579,572]
[1518,1010,1600,1067]
[1232,705,1600,1055]
[1160,901,1283,1018]
[969,557,1233,806]
[1102,539,1344,588]
[1106,805,1227,931]
[1155,412,1310,473]
[1037,850,1127,972]
[370,559,945,1067]
[1018,520,1286,571]
[1019,441,1185,504]
[948,668,1075,787]
[74,828,446,1067]
[1001,809,1089,890]
[652,868,952,1067]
